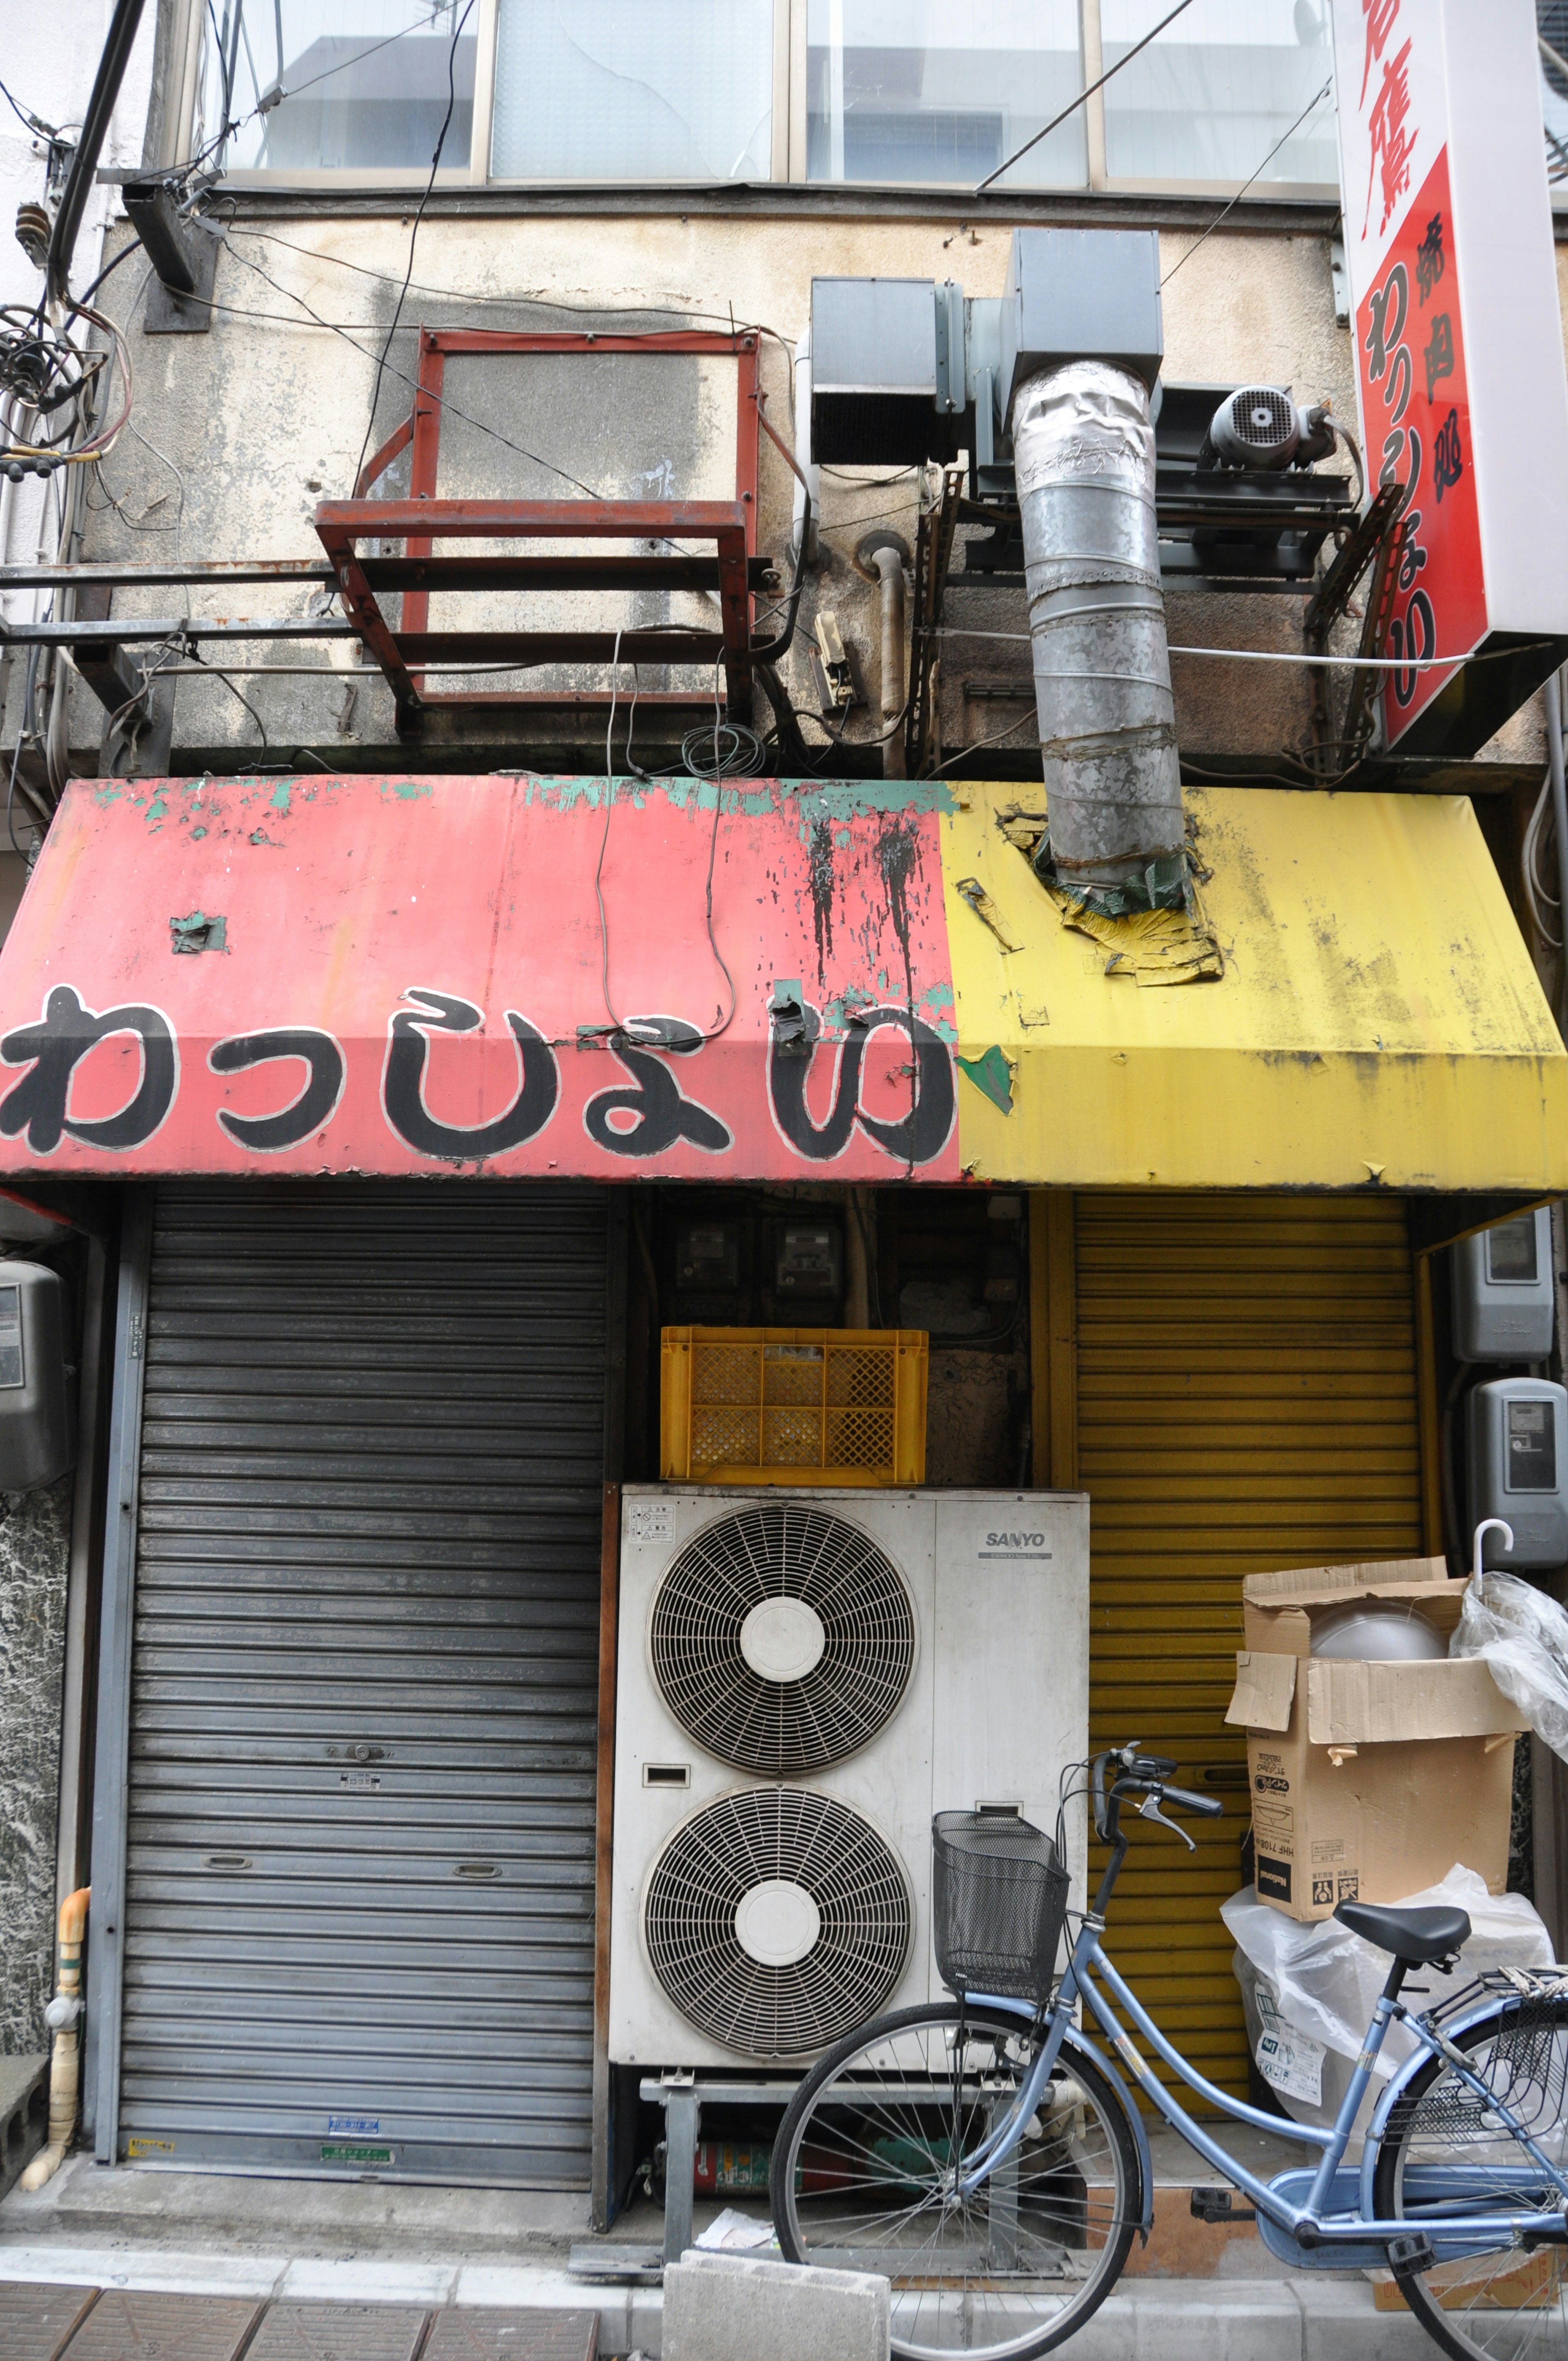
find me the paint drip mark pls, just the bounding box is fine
[876,813,926,1179]
[808,818,835,984]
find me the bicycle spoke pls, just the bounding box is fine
[773,2003,1136,2360]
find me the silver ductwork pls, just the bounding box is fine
[1014,360,1185,905]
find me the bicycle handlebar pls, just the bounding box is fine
[1091,1745,1224,1843]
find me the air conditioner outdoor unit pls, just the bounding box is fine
[609,1483,1089,2069]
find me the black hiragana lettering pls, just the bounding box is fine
[383,988,558,1161]
[583,1020,731,1158]
[210,1028,345,1151]
[768,998,955,1167]
[0,984,177,1152]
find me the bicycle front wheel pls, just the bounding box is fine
[769,2000,1139,2361]
[1373,1993,1568,2361]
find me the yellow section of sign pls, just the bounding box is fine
[941,785,1568,1193]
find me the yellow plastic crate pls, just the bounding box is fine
[661,1328,928,1487]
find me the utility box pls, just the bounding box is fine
[1451,1209,1555,1361]
[0,1261,76,1490]
[811,277,954,466]
[1000,226,1164,415]
[1467,1379,1568,1568]
[1225,1557,1526,1922]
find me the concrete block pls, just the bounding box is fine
[663,2250,888,2361]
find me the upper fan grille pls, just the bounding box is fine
[648,1500,916,1773]
[1228,385,1294,449]
[644,1786,911,2056]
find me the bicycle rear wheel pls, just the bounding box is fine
[769,2000,1139,2361]
[1373,1993,1568,2361]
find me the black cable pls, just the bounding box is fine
[216,253,604,501]
[976,0,1195,192]
[72,235,144,312]
[0,77,56,137]
[350,0,474,499]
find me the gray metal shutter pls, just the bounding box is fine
[119,1180,609,2185]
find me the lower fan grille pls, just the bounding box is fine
[644,1788,911,2056]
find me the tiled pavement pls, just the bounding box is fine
[0,2289,599,2361]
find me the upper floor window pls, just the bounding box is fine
[198,0,480,173]
[804,2,1087,189]
[187,0,1342,192]
[492,0,775,182]
[1101,0,1337,186]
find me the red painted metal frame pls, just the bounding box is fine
[324,327,762,725]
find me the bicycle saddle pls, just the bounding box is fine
[1334,1900,1471,1962]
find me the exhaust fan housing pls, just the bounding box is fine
[1206,385,1336,472]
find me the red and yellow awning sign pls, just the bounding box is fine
[0,773,1559,1194]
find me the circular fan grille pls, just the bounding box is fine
[650,1501,916,1773]
[644,1787,911,2056]
[1229,385,1294,450]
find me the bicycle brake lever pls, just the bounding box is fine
[1137,1793,1196,1851]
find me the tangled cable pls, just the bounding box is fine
[679,719,766,778]
[1,300,132,476]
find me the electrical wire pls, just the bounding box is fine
[350,0,474,499]
[925,711,1040,777]
[1158,80,1333,289]
[976,0,1196,193]
[1522,762,1561,954]
[218,222,800,380]
[0,78,62,139]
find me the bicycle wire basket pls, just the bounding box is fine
[932,1809,1070,2009]
[1409,1969,1568,2143]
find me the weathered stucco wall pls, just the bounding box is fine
[58,209,1354,769]
[0,1475,71,2055]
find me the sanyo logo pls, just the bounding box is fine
[986,1530,1047,1548]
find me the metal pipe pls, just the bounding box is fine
[857,531,909,781]
[46,0,148,308]
[1013,360,1185,903]
[793,332,818,565]
[1547,670,1568,1041]
[19,1887,90,2191]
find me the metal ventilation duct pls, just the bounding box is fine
[1014,360,1186,906]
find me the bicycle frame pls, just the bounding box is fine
[953,1912,1568,2256]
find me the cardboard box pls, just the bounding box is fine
[1224,1557,1527,1922]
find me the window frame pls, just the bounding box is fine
[175,0,1341,199]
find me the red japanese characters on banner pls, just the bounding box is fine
[1332,0,1568,755]
[1355,147,1486,735]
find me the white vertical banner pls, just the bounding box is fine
[1330,0,1568,754]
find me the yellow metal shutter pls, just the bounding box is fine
[1072,1192,1425,2101]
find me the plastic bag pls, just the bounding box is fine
[1222,1866,1553,2134]
[1450,1572,1568,1762]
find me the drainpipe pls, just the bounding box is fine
[856,530,910,781]
[19,1887,90,2190]
[1013,360,1185,904]
[793,333,818,565]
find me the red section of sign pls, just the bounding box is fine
[0,774,961,1182]
[1353,146,1486,742]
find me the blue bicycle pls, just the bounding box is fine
[771,1742,1568,2361]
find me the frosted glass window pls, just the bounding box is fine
[806,1,1085,188]
[201,0,475,171]
[1102,0,1338,185]
[492,0,774,181]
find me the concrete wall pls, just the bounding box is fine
[27,203,1368,773]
